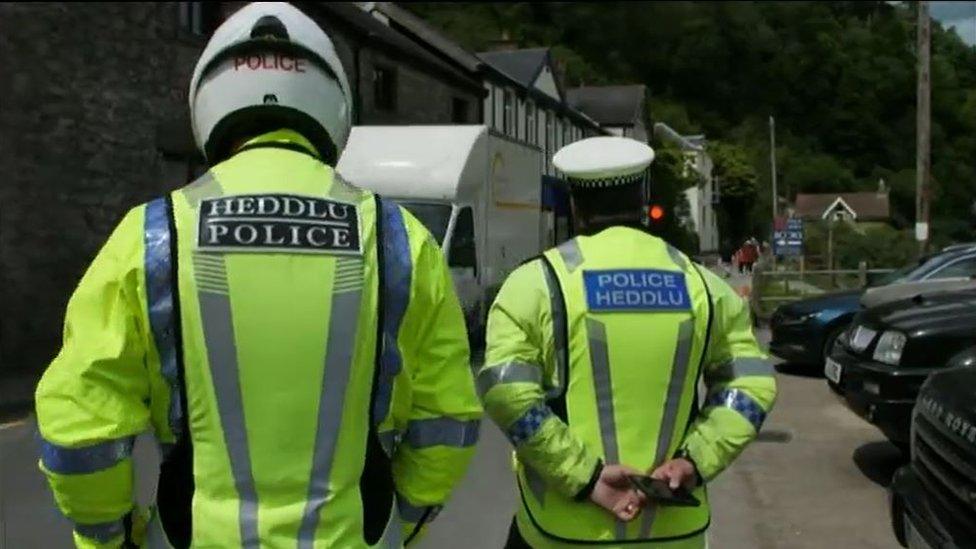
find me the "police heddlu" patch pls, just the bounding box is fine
[197,194,362,255]
[584,269,691,311]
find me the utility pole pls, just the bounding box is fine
[916,0,931,255]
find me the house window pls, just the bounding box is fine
[178,2,221,36]
[526,102,536,144]
[373,66,397,111]
[503,89,515,136]
[452,97,469,123]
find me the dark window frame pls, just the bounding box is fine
[451,97,470,124]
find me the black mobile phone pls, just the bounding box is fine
[627,475,701,507]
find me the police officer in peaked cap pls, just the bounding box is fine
[478,136,777,548]
[35,3,481,547]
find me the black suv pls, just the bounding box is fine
[890,348,976,548]
[826,289,976,447]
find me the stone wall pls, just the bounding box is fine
[0,2,206,379]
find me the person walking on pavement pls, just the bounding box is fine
[35,3,482,547]
[477,136,777,548]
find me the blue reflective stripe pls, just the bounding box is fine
[375,200,411,434]
[144,197,182,440]
[40,437,134,475]
[404,417,480,449]
[506,402,553,446]
[706,389,767,431]
[74,518,125,543]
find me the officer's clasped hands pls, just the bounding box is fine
[589,464,648,521]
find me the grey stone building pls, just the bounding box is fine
[567,84,649,142]
[0,1,485,398]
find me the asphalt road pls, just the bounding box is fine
[0,328,906,548]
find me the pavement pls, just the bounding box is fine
[0,328,907,548]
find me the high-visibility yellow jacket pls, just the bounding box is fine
[35,130,483,549]
[479,226,777,548]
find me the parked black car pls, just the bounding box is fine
[770,245,976,368]
[890,348,976,548]
[826,289,976,447]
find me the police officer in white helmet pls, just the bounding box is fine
[35,3,482,547]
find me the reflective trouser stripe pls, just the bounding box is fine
[476,362,542,398]
[74,518,125,544]
[708,357,774,384]
[403,417,480,449]
[586,317,626,540]
[197,263,260,548]
[145,196,182,442]
[297,258,364,549]
[146,507,175,549]
[641,319,695,537]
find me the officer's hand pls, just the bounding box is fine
[650,458,698,491]
[590,464,647,522]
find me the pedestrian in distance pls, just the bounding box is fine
[35,3,481,547]
[477,136,777,548]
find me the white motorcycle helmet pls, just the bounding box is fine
[189,2,351,164]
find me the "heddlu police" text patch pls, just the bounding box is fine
[584,269,691,311]
[197,194,362,255]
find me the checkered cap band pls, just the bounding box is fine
[567,171,646,189]
[706,388,767,431]
[507,402,553,446]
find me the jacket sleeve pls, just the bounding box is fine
[391,208,483,544]
[479,260,601,499]
[35,207,153,549]
[680,267,778,481]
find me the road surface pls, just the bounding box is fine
[0,328,905,548]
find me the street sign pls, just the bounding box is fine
[773,217,803,256]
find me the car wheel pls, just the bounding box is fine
[821,323,848,365]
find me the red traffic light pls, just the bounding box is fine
[648,205,665,221]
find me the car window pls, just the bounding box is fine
[904,254,958,281]
[926,255,976,279]
[449,206,477,272]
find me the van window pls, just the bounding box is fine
[450,207,477,272]
[398,201,451,244]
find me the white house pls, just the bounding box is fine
[653,123,720,253]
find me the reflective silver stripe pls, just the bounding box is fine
[524,465,547,506]
[298,259,363,548]
[40,436,134,475]
[641,320,695,537]
[586,318,626,540]
[403,417,480,449]
[707,357,775,384]
[198,273,260,548]
[540,260,567,398]
[667,244,688,270]
[476,362,542,397]
[144,197,181,443]
[557,238,584,272]
[378,430,400,455]
[74,518,125,544]
[396,493,442,524]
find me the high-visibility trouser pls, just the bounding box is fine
[142,503,404,548]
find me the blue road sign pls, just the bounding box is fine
[773,217,804,256]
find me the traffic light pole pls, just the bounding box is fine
[770,115,778,270]
[916,0,931,256]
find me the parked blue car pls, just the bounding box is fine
[769,246,976,367]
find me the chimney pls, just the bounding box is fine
[487,29,518,52]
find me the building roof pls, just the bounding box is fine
[367,2,482,72]
[795,192,890,221]
[477,47,550,88]
[303,2,483,93]
[567,85,646,126]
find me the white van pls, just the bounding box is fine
[337,125,546,336]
